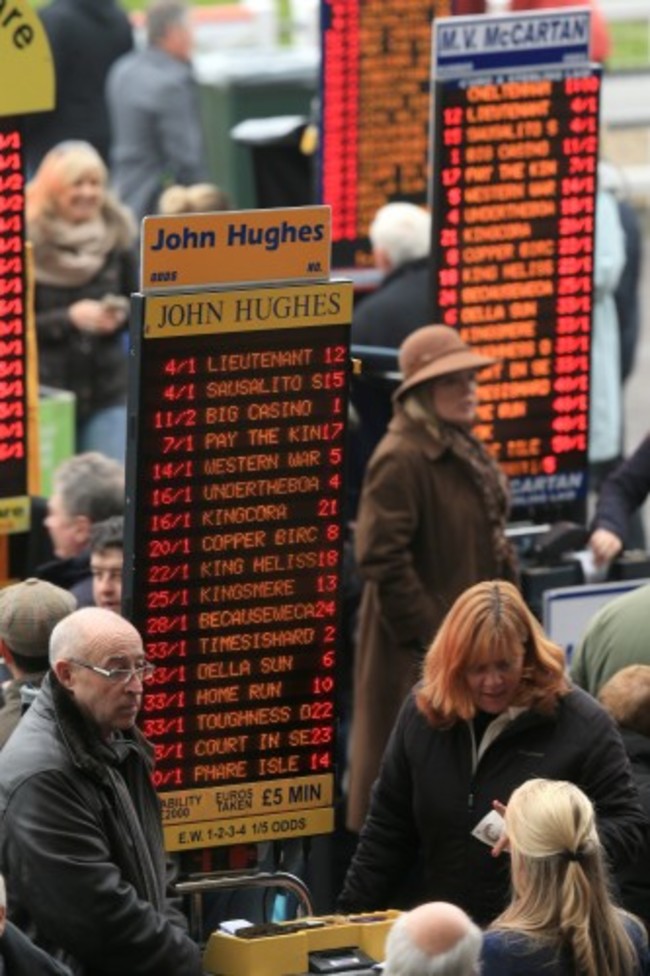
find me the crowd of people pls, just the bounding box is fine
[4,0,650,973]
[23,0,227,466]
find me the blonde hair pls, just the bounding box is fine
[158,182,232,215]
[598,665,650,738]
[492,779,643,976]
[26,141,107,224]
[26,140,135,243]
[416,580,568,728]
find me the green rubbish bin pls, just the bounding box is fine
[38,386,75,497]
[196,48,318,210]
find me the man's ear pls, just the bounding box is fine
[53,658,74,690]
[73,514,92,549]
[0,903,6,937]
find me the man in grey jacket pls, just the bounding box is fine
[106,0,209,223]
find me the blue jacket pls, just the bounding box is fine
[481,916,650,974]
[589,189,626,464]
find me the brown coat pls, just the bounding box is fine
[346,409,516,831]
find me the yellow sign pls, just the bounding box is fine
[164,806,334,851]
[160,774,333,825]
[161,775,334,849]
[140,207,331,292]
[0,1,55,116]
[144,282,353,338]
[0,496,30,534]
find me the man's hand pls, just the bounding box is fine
[589,527,623,566]
[490,800,509,857]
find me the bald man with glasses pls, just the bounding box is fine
[0,608,203,976]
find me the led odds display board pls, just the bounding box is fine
[125,207,352,851]
[0,5,54,535]
[320,0,450,272]
[430,9,597,516]
[0,121,29,534]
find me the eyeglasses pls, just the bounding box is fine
[69,658,155,684]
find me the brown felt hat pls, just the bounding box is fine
[394,324,497,400]
[0,578,77,658]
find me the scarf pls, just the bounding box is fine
[404,393,519,580]
[440,421,516,568]
[48,674,167,911]
[29,202,134,288]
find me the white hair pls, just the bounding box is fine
[369,202,432,269]
[0,874,6,909]
[384,912,482,976]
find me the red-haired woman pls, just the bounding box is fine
[338,580,646,926]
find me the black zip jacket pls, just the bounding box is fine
[338,685,647,925]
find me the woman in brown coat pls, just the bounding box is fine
[346,325,518,831]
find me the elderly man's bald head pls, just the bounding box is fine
[384,902,481,976]
[50,607,141,666]
[50,608,146,739]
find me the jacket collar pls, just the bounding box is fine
[40,673,152,784]
[387,407,447,461]
[381,256,430,289]
[476,707,527,762]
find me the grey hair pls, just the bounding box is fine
[146,0,188,46]
[52,453,124,522]
[0,875,5,910]
[369,202,431,270]
[384,912,482,976]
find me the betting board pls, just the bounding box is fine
[0,121,29,534]
[124,210,352,850]
[320,0,450,271]
[430,9,598,517]
[0,1,55,537]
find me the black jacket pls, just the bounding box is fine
[338,687,647,925]
[616,198,643,383]
[34,248,137,424]
[351,258,432,348]
[24,0,133,172]
[592,434,650,541]
[35,552,93,608]
[618,727,650,926]
[0,921,73,976]
[0,675,202,976]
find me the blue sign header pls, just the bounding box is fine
[433,8,591,77]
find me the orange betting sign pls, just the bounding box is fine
[140,207,332,292]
